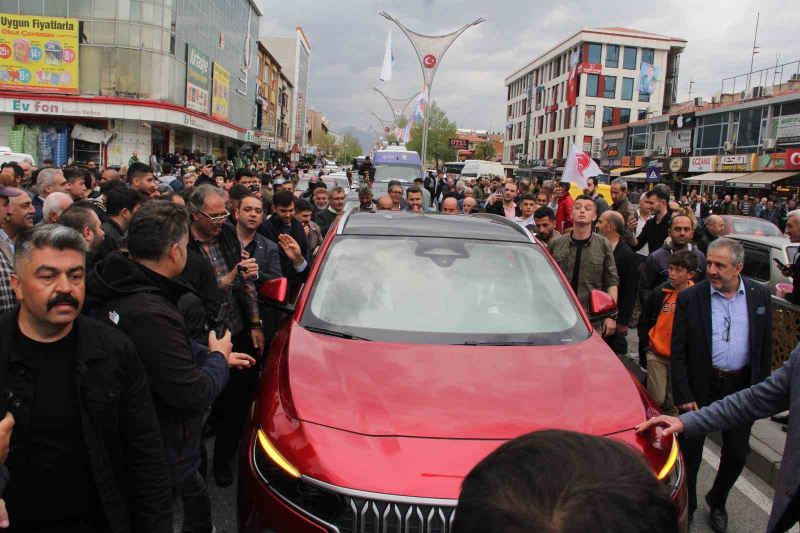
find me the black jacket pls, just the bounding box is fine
[0,311,173,533]
[641,242,706,298]
[315,208,339,237]
[87,253,229,483]
[258,215,310,290]
[786,251,800,306]
[639,281,672,333]
[694,225,716,255]
[101,218,127,254]
[613,240,639,325]
[485,200,522,218]
[670,278,773,408]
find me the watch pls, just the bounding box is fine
[250,320,263,329]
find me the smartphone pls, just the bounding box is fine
[774,258,788,269]
[0,389,12,419]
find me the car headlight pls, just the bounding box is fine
[656,435,683,496]
[253,428,344,522]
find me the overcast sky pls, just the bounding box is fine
[259,0,800,134]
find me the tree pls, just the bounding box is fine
[406,100,457,168]
[337,133,363,164]
[316,133,336,156]
[475,140,496,161]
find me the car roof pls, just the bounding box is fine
[727,233,792,248]
[340,211,534,243]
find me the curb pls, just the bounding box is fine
[708,431,783,488]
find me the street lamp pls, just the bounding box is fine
[372,86,418,132]
[379,12,484,167]
[371,112,396,139]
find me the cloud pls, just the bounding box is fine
[259,0,800,134]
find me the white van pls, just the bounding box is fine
[459,160,504,181]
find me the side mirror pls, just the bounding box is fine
[260,277,288,304]
[589,289,617,320]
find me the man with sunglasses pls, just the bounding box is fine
[187,186,264,488]
[670,237,772,531]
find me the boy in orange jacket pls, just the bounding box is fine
[640,249,697,416]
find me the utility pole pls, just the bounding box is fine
[746,12,760,91]
[687,76,695,101]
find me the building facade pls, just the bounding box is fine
[256,41,283,158]
[262,27,311,154]
[277,70,293,153]
[0,1,262,166]
[504,27,686,165]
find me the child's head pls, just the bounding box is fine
[668,249,698,288]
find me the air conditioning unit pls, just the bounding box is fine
[752,86,765,98]
[791,73,800,81]
[764,138,777,150]
[724,141,735,152]
[694,97,704,106]
[711,95,719,104]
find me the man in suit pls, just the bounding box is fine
[670,237,773,531]
[636,346,800,533]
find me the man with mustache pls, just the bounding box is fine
[1,224,173,531]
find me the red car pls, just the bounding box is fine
[238,212,688,532]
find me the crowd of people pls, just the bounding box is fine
[0,151,797,533]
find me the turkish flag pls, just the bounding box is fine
[563,144,601,188]
[566,74,577,108]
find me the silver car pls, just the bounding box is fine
[727,234,798,294]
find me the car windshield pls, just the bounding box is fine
[302,236,587,344]
[728,218,781,237]
[374,165,421,182]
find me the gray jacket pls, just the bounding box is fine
[681,347,800,533]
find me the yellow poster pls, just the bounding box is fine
[0,14,79,94]
[212,62,230,121]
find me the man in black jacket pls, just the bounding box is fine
[258,189,311,292]
[88,201,252,532]
[4,224,173,532]
[100,186,142,253]
[597,210,639,356]
[695,215,724,255]
[670,238,773,529]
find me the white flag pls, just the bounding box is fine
[380,30,394,82]
[562,144,601,189]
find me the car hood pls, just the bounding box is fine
[282,325,645,439]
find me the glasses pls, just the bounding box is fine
[199,210,229,224]
[722,316,731,342]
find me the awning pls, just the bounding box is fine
[609,167,640,176]
[683,172,748,185]
[725,171,800,189]
[621,172,648,182]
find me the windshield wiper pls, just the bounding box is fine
[303,325,371,341]
[457,341,536,346]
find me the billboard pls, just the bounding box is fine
[0,14,79,94]
[770,114,800,144]
[185,46,210,113]
[638,62,661,95]
[211,62,230,120]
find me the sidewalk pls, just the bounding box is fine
[622,333,786,489]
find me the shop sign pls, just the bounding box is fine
[604,131,625,141]
[758,152,788,171]
[646,167,661,183]
[211,62,230,120]
[668,112,696,130]
[185,46,210,113]
[770,114,800,144]
[0,14,79,95]
[689,155,713,172]
[787,148,800,171]
[576,63,602,75]
[668,157,688,173]
[9,97,101,117]
[245,130,255,142]
[668,130,692,155]
[449,138,468,150]
[621,156,631,166]
[716,154,750,172]
[591,138,601,158]
[584,105,596,128]
[607,144,619,157]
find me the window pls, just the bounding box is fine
[603,76,616,99]
[586,74,599,97]
[741,245,771,282]
[639,89,650,102]
[638,110,648,121]
[621,77,634,100]
[737,107,763,147]
[606,45,619,68]
[587,43,602,64]
[603,107,614,127]
[620,109,631,124]
[642,48,655,66]
[623,47,637,69]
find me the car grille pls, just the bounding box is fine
[333,495,456,533]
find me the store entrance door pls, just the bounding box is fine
[152,126,169,159]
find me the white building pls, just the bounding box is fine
[262,28,312,152]
[504,27,686,164]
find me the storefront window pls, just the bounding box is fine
[586,74,599,97]
[94,0,116,19]
[606,45,619,68]
[116,48,142,95]
[621,78,634,100]
[70,0,93,18]
[587,43,602,64]
[44,0,68,16]
[92,22,116,45]
[603,76,616,98]
[623,47,637,69]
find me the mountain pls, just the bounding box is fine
[341,125,380,155]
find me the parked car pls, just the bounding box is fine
[295,175,351,198]
[238,211,688,533]
[719,215,782,237]
[728,234,797,294]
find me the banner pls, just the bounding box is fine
[566,49,579,108]
[0,14,79,94]
[380,30,394,82]
[584,105,595,128]
[449,138,468,149]
[668,112,695,129]
[688,156,714,172]
[638,62,661,95]
[787,149,800,171]
[185,46,210,113]
[211,62,230,120]
[716,154,751,172]
[770,114,800,144]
